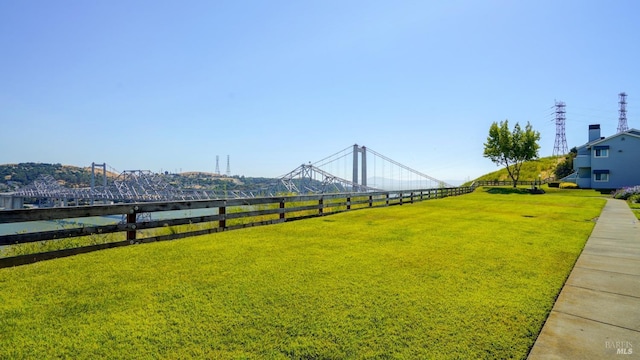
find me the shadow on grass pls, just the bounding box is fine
[484,187,532,195]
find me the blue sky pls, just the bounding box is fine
[1,0,639,182]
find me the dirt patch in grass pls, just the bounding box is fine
[485,186,531,195]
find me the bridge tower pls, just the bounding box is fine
[352,144,367,189]
[90,162,107,205]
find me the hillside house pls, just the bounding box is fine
[573,124,640,189]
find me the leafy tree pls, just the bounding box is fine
[483,120,541,187]
[554,147,577,179]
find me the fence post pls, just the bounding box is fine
[399,192,403,205]
[219,201,226,229]
[347,196,351,210]
[279,199,285,221]
[319,198,324,215]
[386,193,389,206]
[126,208,137,242]
[369,195,373,207]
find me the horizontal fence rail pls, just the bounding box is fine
[0,187,473,268]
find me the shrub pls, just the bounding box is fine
[559,182,579,189]
[611,185,640,200]
[554,148,577,179]
[628,194,640,204]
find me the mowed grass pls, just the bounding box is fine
[0,188,605,359]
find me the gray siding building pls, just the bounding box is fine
[573,124,640,189]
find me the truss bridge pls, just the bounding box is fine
[2,145,451,208]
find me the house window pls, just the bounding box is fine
[594,173,609,182]
[594,146,609,158]
[593,170,610,182]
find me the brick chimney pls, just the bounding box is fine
[588,124,601,142]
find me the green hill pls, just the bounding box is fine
[470,156,564,184]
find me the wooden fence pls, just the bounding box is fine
[0,187,473,268]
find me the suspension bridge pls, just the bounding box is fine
[1,145,452,209]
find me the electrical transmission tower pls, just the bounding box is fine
[215,155,220,175]
[553,100,568,156]
[618,92,628,133]
[226,155,231,176]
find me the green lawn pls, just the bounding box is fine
[0,187,605,359]
[625,199,640,220]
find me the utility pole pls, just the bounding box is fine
[553,100,568,156]
[617,92,628,133]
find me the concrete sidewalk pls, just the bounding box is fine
[528,198,640,359]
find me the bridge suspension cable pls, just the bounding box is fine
[309,144,452,191]
[312,145,353,168]
[366,148,449,187]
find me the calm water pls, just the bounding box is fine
[0,208,218,238]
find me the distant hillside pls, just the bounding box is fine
[468,156,564,185]
[0,163,276,193]
[0,163,105,191]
